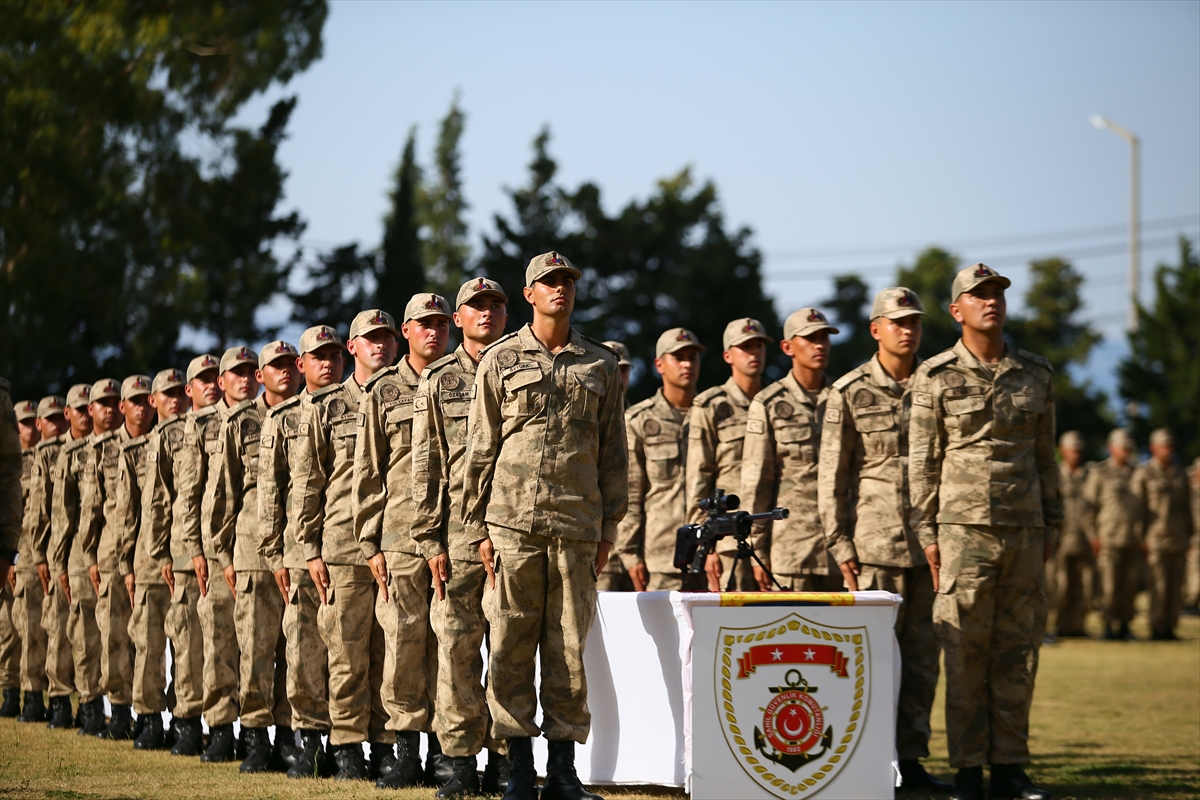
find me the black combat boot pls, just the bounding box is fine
[1118,622,1137,641]
[377,731,424,788]
[0,688,20,716]
[239,726,275,773]
[164,715,179,748]
[426,732,455,787]
[200,723,236,763]
[481,750,509,793]
[950,766,984,800]
[990,763,1053,800]
[333,743,369,781]
[101,703,134,740]
[371,741,397,780]
[287,729,327,778]
[170,716,203,756]
[78,697,108,736]
[275,726,300,770]
[898,759,954,793]
[541,739,602,800]
[46,695,74,729]
[133,713,166,750]
[502,737,538,800]
[437,755,482,798]
[17,691,46,723]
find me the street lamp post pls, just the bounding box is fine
[1090,114,1140,331]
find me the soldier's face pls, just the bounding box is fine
[524,271,576,319]
[89,397,120,433]
[871,315,922,357]
[1150,442,1174,466]
[186,370,221,409]
[349,329,399,372]
[66,406,92,437]
[950,283,1006,333]
[403,316,451,361]
[219,364,260,403]
[17,419,37,449]
[120,395,154,431]
[724,339,767,378]
[1060,447,1083,469]
[36,414,68,441]
[257,358,299,397]
[656,346,701,390]
[455,296,508,344]
[299,346,344,390]
[1109,444,1131,465]
[150,387,188,419]
[781,331,829,371]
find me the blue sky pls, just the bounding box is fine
[237,0,1200,406]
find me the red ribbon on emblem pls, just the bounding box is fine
[737,644,848,679]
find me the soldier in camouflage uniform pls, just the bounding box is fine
[0,381,22,639]
[260,326,341,778]
[355,294,453,789]
[1133,428,1193,641]
[686,318,771,592]
[411,278,510,797]
[296,310,396,781]
[0,399,38,717]
[819,288,952,794]
[1052,431,1093,638]
[1083,428,1142,641]
[596,341,633,592]
[741,308,841,592]
[617,327,704,592]
[35,384,90,728]
[908,263,1058,800]
[1186,457,1200,614]
[462,251,628,800]
[12,397,66,723]
[150,354,220,756]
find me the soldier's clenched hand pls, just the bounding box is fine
[924,544,940,592]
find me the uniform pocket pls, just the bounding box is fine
[501,366,543,417]
[236,572,252,595]
[491,555,527,620]
[171,581,187,605]
[854,409,896,433]
[645,441,681,482]
[1011,392,1046,414]
[944,396,985,415]
[568,370,606,422]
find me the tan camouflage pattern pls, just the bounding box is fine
[819,354,925,568]
[740,372,835,577]
[197,557,239,726]
[140,415,192,571]
[1133,460,1193,632]
[908,341,1062,548]
[234,569,290,728]
[256,395,308,573]
[1053,462,1094,634]
[376,550,436,733]
[96,570,134,704]
[204,397,271,573]
[16,448,36,571]
[462,325,628,545]
[49,435,92,578]
[129,582,170,714]
[617,390,688,577]
[0,384,20,556]
[0,582,16,688]
[114,433,152,579]
[27,437,63,568]
[1083,459,1141,624]
[684,378,754,547]
[1187,459,1199,609]
[430,559,492,756]
[172,405,222,568]
[283,569,330,732]
[42,576,74,697]
[67,571,102,703]
[595,558,634,592]
[317,564,388,745]
[13,571,46,692]
[294,379,365,565]
[164,571,203,718]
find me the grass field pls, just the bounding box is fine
[1,606,1196,800]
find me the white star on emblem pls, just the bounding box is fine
[771,649,784,661]
[804,648,817,661]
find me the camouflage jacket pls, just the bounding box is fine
[462,325,628,544]
[1058,462,1092,556]
[256,394,308,573]
[49,433,94,576]
[616,390,688,574]
[79,426,133,573]
[294,378,365,566]
[1132,460,1192,553]
[17,448,36,572]
[685,378,755,561]
[169,406,223,569]
[410,347,481,563]
[141,415,191,572]
[740,372,832,575]
[819,354,924,569]
[1082,459,1139,549]
[26,435,66,567]
[908,341,1062,548]
[203,397,271,572]
[114,432,153,579]
[353,358,423,559]
[0,383,19,559]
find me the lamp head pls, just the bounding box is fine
[1089,114,1109,130]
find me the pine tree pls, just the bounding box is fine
[289,244,376,335]
[378,127,425,316]
[417,94,470,298]
[896,246,962,359]
[820,274,875,379]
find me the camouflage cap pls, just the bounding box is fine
[15,399,37,422]
[526,250,581,287]
[602,340,632,367]
[37,396,66,419]
[151,369,185,394]
[1058,430,1084,451]
[348,309,399,339]
[870,287,926,321]
[121,375,152,400]
[186,353,220,383]
[91,379,120,402]
[219,345,257,374]
[259,340,298,369]
[1107,428,1136,450]
[655,327,705,358]
[1150,428,1174,446]
[403,293,452,323]
[783,307,839,340]
[298,325,344,355]
[66,384,91,409]
[723,318,772,350]
[951,263,1011,300]
[456,276,508,308]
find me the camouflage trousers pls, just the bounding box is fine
[933,525,1047,769]
[67,573,103,703]
[317,564,387,746]
[13,572,47,693]
[197,560,239,726]
[97,571,134,705]
[860,563,938,761]
[483,530,597,744]
[646,571,706,591]
[1186,536,1200,608]
[430,559,493,757]
[0,580,19,689]
[775,572,845,592]
[1099,545,1142,624]
[595,557,633,592]
[284,569,329,732]
[164,571,204,720]
[42,578,73,697]
[376,551,436,734]
[129,581,170,715]
[1147,550,1186,633]
[234,571,290,729]
[1053,551,1093,636]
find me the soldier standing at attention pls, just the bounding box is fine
[410,277,511,797]
[36,384,90,729]
[1053,431,1093,638]
[819,288,952,794]
[13,397,66,723]
[463,251,628,800]
[686,317,771,592]
[0,399,37,717]
[259,326,342,778]
[1133,428,1193,641]
[356,294,453,789]
[150,354,218,756]
[909,263,1059,800]
[1083,428,1142,641]
[0,382,22,648]
[616,328,704,591]
[741,308,840,592]
[296,310,397,781]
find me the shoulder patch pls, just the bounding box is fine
[1016,348,1053,372]
[413,395,428,412]
[747,418,766,435]
[825,408,842,424]
[913,391,933,408]
[494,349,520,370]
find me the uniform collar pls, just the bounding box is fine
[866,353,917,397]
[953,338,1022,380]
[782,370,826,407]
[395,356,421,386]
[651,388,686,421]
[721,377,752,409]
[517,323,587,357]
[342,376,364,401]
[455,345,479,376]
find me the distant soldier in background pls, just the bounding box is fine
[1133,428,1193,641]
[602,340,632,396]
[0,399,38,717]
[1084,428,1142,641]
[1053,431,1093,638]
[1186,457,1200,615]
